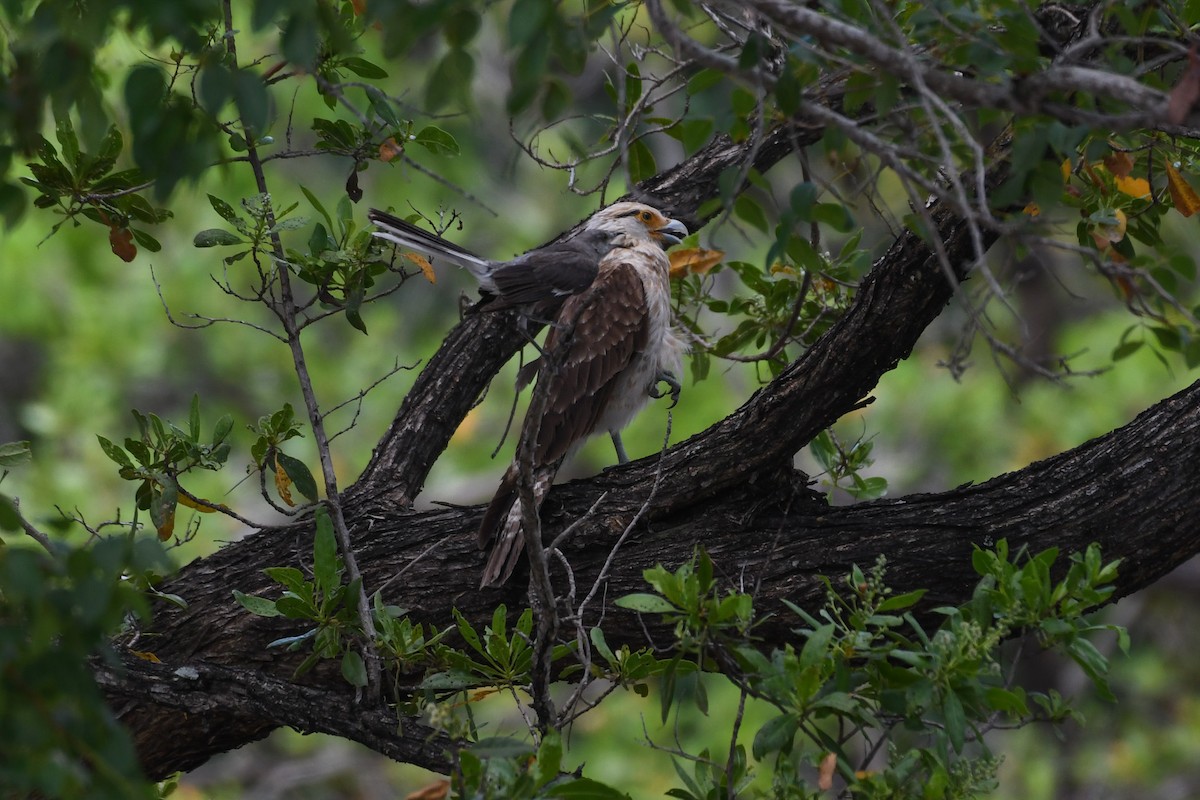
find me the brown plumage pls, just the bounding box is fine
[476,204,686,586]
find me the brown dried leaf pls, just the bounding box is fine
[818,752,837,791]
[1165,160,1200,217]
[109,225,137,262]
[1103,150,1134,178]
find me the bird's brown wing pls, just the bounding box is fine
[531,259,649,465]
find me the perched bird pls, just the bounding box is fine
[369,201,688,587]
[472,203,688,587]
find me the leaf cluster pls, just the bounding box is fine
[233,507,367,684]
[96,395,233,541]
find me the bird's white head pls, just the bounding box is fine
[586,202,689,249]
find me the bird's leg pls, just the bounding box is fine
[648,371,682,409]
[610,432,630,464]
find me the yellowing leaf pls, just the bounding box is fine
[669,247,724,279]
[1023,202,1041,217]
[404,252,436,283]
[274,458,294,507]
[177,491,224,514]
[156,506,175,541]
[130,650,162,663]
[1091,208,1127,246]
[467,687,500,703]
[379,137,403,163]
[1061,158,1072,182]
[1115,174,1150,198]
[1166,160,1200,217]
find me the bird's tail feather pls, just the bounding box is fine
[368,209,493,281]
[478,463,558,587]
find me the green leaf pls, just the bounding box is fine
[0,494,20,532]
[614,593,678,613]
[876,589,927,612]
[426,49,474,111]
[536,730,563,788]
[942,689,967,753]
[734,195,769,233]
[812,202,855,232]
[341,649,368,686]
[207,194,240,224]
[752,713,799,759]
[96,435,133,470]
[281,12,320,71]
[590,626,616,667]
[276,450,319,501]
[264,566,309,596]
[197,63,234,116]
[1111,340,1143,361]
[340,57,388,79]
[413,126,460,156]
[799,623,835,669]
[233,589,282,617]
[312,507,339,594]
[194,228,244,248]
[0,440,32,467]
[627,139,657,185]
[275,595,317,619]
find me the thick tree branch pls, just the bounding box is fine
[105,372,1200,778]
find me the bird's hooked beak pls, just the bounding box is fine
[654,217,689,248]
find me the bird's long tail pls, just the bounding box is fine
[478,462,559,587]
[368,209,495,287]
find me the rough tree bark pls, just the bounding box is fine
[95,9,1200,782]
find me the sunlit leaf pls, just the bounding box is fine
[1165,161,1200,217]
[273,456,295,506]
[1114,174,1150,198]
[404,252,436,283]
[668,248,724,279]
[177,491,223,514]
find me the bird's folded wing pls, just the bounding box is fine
[532,260,649,465]
[489,241,602,306]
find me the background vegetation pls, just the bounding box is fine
[4,1,1200,798]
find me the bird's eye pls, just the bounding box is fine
[640,211,653,221]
